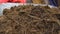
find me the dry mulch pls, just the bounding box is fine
[0,5,60,34]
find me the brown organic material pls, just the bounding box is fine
[32,0,45,4]
[0,5,60,34]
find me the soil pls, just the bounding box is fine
[0,5,60,34]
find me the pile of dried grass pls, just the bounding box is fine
[0,5,60,34]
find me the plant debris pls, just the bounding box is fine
[0,5,60,34]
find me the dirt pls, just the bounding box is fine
[0,5,60,34]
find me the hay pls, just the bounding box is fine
[0,5,60,34]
